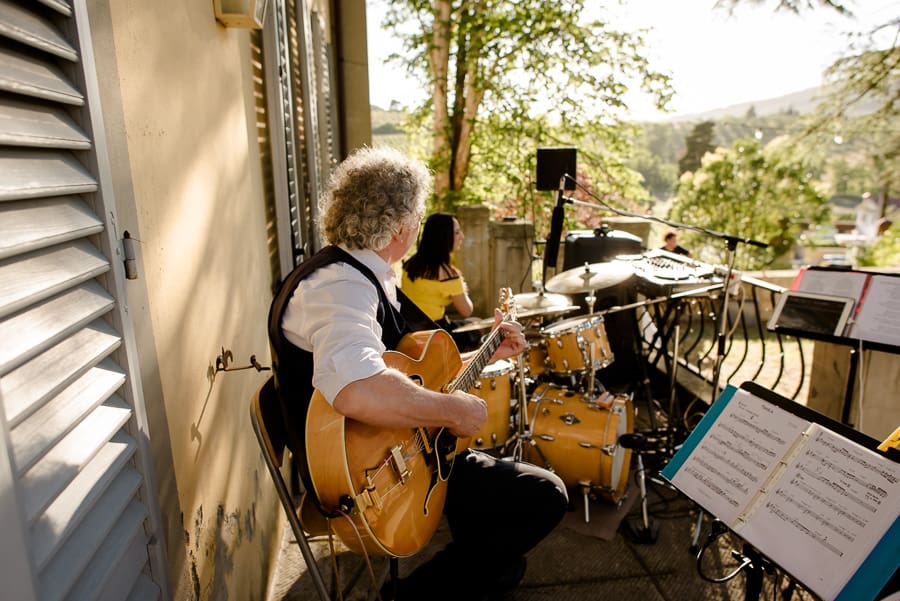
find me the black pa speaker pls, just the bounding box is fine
[536,148,577,191]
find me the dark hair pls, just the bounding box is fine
[403,213,456,281]
[664,230,678,242]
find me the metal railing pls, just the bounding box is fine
[635,274,809,420]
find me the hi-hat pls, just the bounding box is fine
[451,304,580,333]
[545,261,635,294]
[513,291,572,311]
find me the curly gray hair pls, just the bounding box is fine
[319,147,431,250]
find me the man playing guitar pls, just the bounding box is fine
[268,146,568,601]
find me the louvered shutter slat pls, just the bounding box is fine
[0,0,78,61]
[22,397,131,528]
[92,517,153,601]
[30,430,137,569]
[0,282,114,375]
[10,360,126,474]
[2,325,122,430]
[0,240,109,319]
[0,150,97,201]
[40,491,146,601]
[0,49,83,105]
[34,0,72,18]
[0,196,103,260]
[0,100,92,148]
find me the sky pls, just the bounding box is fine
[365,0,898,121]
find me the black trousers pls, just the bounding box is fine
[394,450,568,599]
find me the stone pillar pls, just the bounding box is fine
[456,206,535,316]
[489,216,535,308]
[456,205,491,316]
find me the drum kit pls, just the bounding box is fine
[462,262,640,518]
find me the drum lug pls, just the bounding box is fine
[538,434,555,441]
[577,441,595,449]
[602,443,617,456]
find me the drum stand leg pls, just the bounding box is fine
[503,354,533,462]
[578,481,592,523]
[622,453,659,544]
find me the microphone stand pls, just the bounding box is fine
[541,175,572,285]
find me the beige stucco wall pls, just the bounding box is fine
[87,2,281,599]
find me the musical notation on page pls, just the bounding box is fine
[661,385,900,601]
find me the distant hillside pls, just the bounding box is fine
[664,86,823,122]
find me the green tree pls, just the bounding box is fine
[802,41,900,218]
[381,0,674,212]
[859,221,900,267]
[678,121,716,176]
[628,148,678,201]
[668,138,829,269]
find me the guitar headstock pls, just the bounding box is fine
[498,287,516,321]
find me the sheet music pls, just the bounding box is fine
[738,423,900,601]
[669,388,809,525]
[796,269,868,307]
[848,274,900,347]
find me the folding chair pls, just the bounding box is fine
[251,376,396,601]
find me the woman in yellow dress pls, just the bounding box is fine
[402,213,480,350]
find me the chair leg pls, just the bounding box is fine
[295,527,331,601]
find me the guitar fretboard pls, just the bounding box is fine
[447,326,505,393]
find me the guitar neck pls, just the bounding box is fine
[447,324,506,394]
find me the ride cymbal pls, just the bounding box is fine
[545,261,635,294]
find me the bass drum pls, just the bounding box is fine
[525,383,633,504]
[468,359,514,449]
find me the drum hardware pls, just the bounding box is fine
[501,354,537,462]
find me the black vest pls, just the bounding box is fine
[267,246,436,510]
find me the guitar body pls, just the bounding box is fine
[305,329,465,557]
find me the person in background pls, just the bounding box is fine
[402,212,481,351]
[269,147,568,601]
[662,230,692,257]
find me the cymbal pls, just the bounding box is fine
[545,261,635,294]
[512,291,572,311]
[451,317,496,333]
[517,305,580,320]
[448,304,581,333]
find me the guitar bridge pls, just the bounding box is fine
[390,445,411,483]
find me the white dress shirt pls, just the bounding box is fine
[281,246,400,404]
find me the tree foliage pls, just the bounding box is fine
[678,121,716,176]
[381,0,674,213]
[668,138,829,269]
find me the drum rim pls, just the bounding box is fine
[480,358,514,376]
[541,313,604,334]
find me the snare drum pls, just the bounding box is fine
[542,314,614,375]
[525,383,633,503]
[468,359,514,449]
